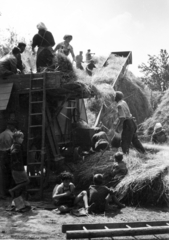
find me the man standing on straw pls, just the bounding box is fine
[114,91,145,154]
[76,51,84,70]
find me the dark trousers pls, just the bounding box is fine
[121,119,145,154]
[0,151,13,198]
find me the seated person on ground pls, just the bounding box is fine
[151,122,167,144]
[52,171,89,213]
[107,152,128,188]
[87,174,125,214]
[92,127,110,152]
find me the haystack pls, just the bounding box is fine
[116,71,152,124]
[74,148,169,207]
[75,150,117,189]
[142,88,169,137]
[92,55,125,85]
[84,55,152,127]
[115,150,169,207]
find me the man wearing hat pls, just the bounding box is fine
[0,48,20,77]
[114,91,145,154]
[86,49,95,63]
[0,119,18,199]
[75,51,84,70]
[151,122,167,144]
[32,22,55,72]
[54,35,76,62]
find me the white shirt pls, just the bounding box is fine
[117,100,132,119]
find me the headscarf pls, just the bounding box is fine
[37,22,47,31]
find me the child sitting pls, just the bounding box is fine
[107,152,128,188]
[151,123,167,144]
[53,171,89,213]
[9,131,29,199]
[87,173,125,214]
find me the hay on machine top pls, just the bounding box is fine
[0,71,94,99]
[103,51,132,88]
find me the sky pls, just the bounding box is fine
[1,0,169,76]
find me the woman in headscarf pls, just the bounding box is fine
[54,35,76,62]
[32,22,55,72]
[151,123,167,144]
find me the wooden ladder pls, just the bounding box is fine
[62,221,169,239]
[27,73,46,199]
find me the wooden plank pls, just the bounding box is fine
[0,82,13,110]
[0,82,13,91]
[46,104,60,155]
[62,221,169,233]
[0,100,10,110]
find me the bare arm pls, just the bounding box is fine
[54,44,61,52]
[53,191,72,199]
[52,184,75,199]
[70,47,76,61]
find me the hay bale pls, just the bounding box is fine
[115,150,169,207]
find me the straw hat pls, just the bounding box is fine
[63,35,72,40]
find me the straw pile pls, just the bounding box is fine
[117,72,152,124]
[75,150,117,189]
[115,150,169,207]
[142,88,169,137]
[92,55,126,85]
[74,149,169,207]
[83,55,152,127]
[21,51,152,127]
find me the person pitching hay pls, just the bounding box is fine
[115,91,145,154]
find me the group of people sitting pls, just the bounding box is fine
[0,22,96,78]
[52,153,127,215]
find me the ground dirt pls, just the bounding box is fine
[0,199,169,240]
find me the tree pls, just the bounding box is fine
[139,49,169,91]
[0,28,19,56]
